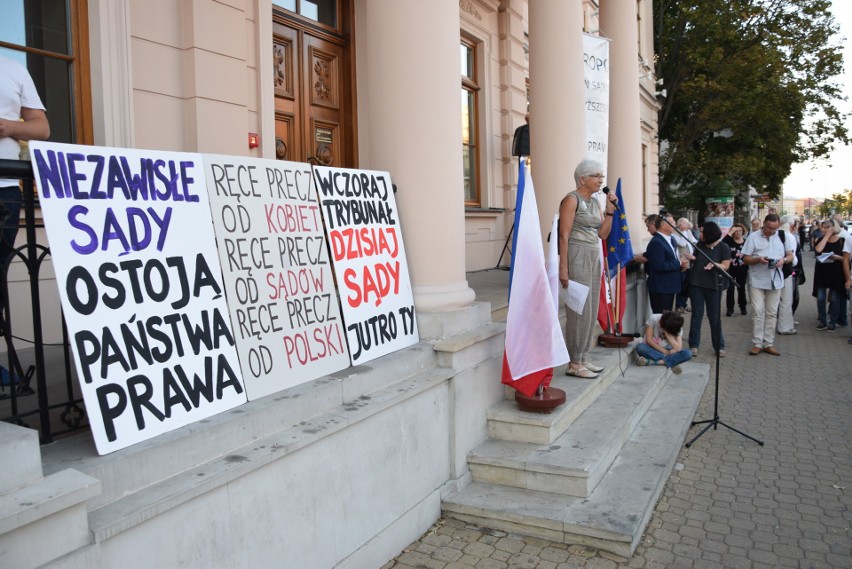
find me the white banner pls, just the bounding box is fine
[202,156,351,400]
[312,167,419,364]
[583,34,610,168]
[29,142,247,455]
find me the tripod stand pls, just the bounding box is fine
[657,214,763,448]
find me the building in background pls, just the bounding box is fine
[0,2,659,568]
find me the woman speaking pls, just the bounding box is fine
[558,158,618,378]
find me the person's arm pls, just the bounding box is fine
[596,194,618,239]
[815,228,832,254]
[664,330,683,352]
[0,107,50,142]
[558,194,577,288]
[782,232,795,264]
[843,251,851,290]
[644,323,670,355]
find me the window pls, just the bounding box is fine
[0,0,91,146]
[461,38,480,206]
[273,0,338,29]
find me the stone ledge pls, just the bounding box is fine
[87,366,454,543]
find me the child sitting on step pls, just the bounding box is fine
[636,310,692,375]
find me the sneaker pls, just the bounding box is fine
[719,350,726,358]
[741,307,747,315]
[690,347,698,357]
[816,323,828,331]
[827,325,836,332]
[676,307,686,314]
[778,329,797,335]
[637,356,648,366]
[671,365,683,375]
[726,310,733,317]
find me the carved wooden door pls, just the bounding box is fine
[273,22,349,167]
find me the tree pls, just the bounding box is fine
[654,0,849,213]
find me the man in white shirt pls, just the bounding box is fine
[776,215,800,335]
[0,54,50,330]
[742,214,795,355]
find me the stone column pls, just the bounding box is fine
[528,0,587,236]
[359,0,475,315]
[600,1,643,226]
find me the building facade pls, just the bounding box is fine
[1,1,660,568]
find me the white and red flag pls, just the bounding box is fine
[501,161,570,396]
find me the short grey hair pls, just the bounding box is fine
[780,214,797,228]
[573,158,604,187]
[677,217,693,229]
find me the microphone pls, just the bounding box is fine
[659,207,669,217]
[602,186,620,212]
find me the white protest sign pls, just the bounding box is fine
[312,167,419,364]
[583,33,610,167]
[202,155,350,400]
[29,142,247,455]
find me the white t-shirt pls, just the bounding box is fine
[0,55,46,186]
[742,229,795,290]
[645,313,682,349]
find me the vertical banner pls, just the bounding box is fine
[29,142,247,455]
[312,167,419,365]
[705,196,735,236]
[582,34,610,167]
[202,156,350,400]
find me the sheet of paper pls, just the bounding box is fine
[559,279,590,314]
[817,252,834,263]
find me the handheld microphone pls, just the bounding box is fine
[602,186,620,212]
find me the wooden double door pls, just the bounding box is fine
[273,20,354,167]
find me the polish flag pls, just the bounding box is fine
[501,161,570,396]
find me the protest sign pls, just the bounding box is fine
[202,156,350,400]
[312,167,418,364]
[29,142,247,455]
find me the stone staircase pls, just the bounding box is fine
[442,343,709,557]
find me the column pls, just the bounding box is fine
[359,0,475,314]
[600,1,643,226]
[528,0,587,236]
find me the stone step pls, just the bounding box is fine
[489,342,638,444]
[470,363,669,497]
[442,362,709,558]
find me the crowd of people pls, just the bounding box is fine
[557,160,852,379]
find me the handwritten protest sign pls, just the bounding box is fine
[202,156,350,400]
[29,142,247,455]
[312,166,418,364]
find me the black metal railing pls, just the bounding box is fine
[0,158,87,442]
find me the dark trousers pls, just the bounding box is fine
[649,292,675,314]
[689,285,724,351]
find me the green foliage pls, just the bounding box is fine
[818,189,852,217]
[654,0,849,212]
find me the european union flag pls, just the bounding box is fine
[606,178,633,279]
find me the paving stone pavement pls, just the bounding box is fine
[386,253,852,569]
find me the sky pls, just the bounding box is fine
[782,0,852,200]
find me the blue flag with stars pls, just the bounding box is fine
[606,178,633,279]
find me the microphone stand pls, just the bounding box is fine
[657,213,764,448]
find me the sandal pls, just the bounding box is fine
[566,366,598,378]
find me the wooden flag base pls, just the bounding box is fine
[598,333,633,348]
[514,387,566,414]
